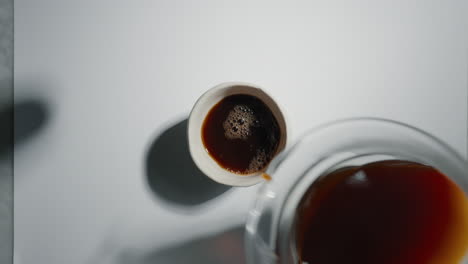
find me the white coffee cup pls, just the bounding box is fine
[188,82,288,186]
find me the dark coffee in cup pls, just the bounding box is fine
[294,160,468,264]
[202,94,281,175]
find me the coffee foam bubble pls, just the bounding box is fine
[223,104,273,173]
[247,149,268,173]
[223,105,256,140]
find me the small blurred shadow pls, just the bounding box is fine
[117,226,246,264]
[0,100,49,157]
[145,119,231,209]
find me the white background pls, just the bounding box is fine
[15,1,467,264]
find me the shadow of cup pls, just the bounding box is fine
[145,119,231,210]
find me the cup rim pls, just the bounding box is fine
[187,82,288,186]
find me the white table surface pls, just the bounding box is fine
[14,1,467,264]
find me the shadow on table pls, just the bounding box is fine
[0,99,49,157]
[117,226,246,264]
[145,118,231,211]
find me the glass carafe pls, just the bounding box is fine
[245,118,468,264]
